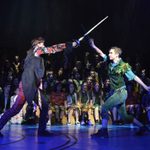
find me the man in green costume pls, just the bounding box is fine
[89,39,150,138]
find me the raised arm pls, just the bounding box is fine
[89,39,106,58]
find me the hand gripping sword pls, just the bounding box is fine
[78,16,108,42]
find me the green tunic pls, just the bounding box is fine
[108,59,131,90]
[101,57,135,122]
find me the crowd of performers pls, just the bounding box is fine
[0,37,150,137]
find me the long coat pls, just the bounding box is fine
[21,49,45,105]
[21,42,73,104]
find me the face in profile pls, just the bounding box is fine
[108,49,118,61]
[37,42,45,48]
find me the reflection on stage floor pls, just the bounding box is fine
[0,124,150,150]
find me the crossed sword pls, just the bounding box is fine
[78,16,108,42]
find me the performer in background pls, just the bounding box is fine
[0,37,79,137]
[89,39,150,138]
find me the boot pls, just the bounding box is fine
[38,130,55,137]
[91,128,109,138]
[0,132,3,137]
[135,126,150,136]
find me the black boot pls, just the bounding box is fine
[38,130,55,137]
[135,126,150,136]
[0,132,3,137]
[91,128,109,138]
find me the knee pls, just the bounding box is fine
[121,113,134,123]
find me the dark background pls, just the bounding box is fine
[0,0,150,68]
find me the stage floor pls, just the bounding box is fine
[0,124,150,150]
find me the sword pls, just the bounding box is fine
[81,24,91,42]
[78,16,108,42]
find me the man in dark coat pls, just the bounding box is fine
[0,37,79,137]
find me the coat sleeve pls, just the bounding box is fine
[45,42,73,54]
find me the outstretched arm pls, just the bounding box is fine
[125,67,150,92]
[134,76,150,92]
[45,41,78,54]
[89,39,106,58]
[35,41,79,56]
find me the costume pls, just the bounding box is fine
[101,57,135,123]
[0,42,73,134]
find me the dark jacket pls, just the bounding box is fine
[22,50,45,104]
[21,42,74,104]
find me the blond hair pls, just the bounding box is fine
[110,47,122,56]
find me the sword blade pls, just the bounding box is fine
[78,16,108,42]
